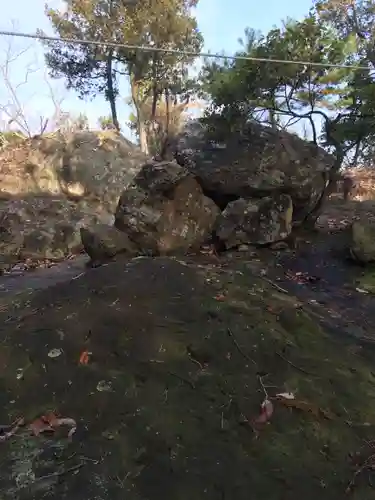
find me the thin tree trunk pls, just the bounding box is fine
[160,89,171,159]
[130,76,150,154]
[105,49,120,132]
[138,118,149,155]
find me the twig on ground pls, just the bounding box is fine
[167,370,195,389]
[33,462,85,485]
[257,375,269,398]
[0,417,25,442]
[227,328,256,365]
[188,355,204,370]
[276,351,316,376]
[263,277,289,294]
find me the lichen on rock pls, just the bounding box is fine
[114,160,220,256]
[214,193,293,248]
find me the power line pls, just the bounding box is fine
[0,28,370,72]
[0,29,371,71]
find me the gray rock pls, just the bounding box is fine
[215,193,293,249]
[0,196,113,267]
[173,120,334,225]
[0,130,147,213]
[80,224,138,265]
[349,220,375,264]
[115,161,220,255]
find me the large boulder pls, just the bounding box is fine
[80,224,138,266]
[0,196,113,272]
[114,160,220,255]
[0,130,147,212]
[349,220,375,264]
[0,130,148,271]
[215,193,293,249]
[173,120,334,225]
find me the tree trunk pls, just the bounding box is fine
[105,49,120,132]
[130,77,150,154]
[138,118,149,155]
[305,149,344,228]
[269,108,277,129]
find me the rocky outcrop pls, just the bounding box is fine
[173,120,334,225]
[82,159,294,264]
[0,130,147,212]
[79,159,222,264]
[0,196,112,273]
[215,193,293,249]
[0,122,337,271]
[0,130,146,271]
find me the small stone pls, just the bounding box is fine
[96,380,113,392]
[47,348,63,358]
[238,244,250,251]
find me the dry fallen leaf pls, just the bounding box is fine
[28,416,53,436]
[214,293,226,302]
[252,398,274,425]
[277,397,333,420]
[79,350,91,365]
[276,392,295,400]
[29,412,77,438]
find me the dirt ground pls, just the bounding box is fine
[272,199,375,343]
[2,200,375,499]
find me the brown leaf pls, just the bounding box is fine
[28,417,53,436]
[29,412,77,438]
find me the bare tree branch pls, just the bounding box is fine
[0,29,39,136]
[0,23,67,137]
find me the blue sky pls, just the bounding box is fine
[0,0,314,137]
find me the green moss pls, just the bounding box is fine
[0,257,374,499]
[357,266,375,293]
[351,221,375,263]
